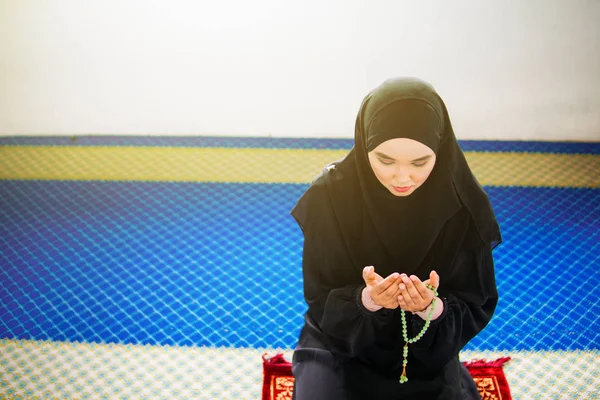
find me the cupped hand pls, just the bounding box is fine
[362,266,403,310]
[397,270,440,312]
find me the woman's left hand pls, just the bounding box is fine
[397,271,440,312]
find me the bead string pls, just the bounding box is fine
[399,283,438,384]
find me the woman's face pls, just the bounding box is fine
[368,138,436,197]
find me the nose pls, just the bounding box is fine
[393,166,411,183]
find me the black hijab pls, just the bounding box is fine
[293,77,501,279]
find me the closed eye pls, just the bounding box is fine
[411,155,432,167]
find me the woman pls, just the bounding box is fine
[290,77,501,399]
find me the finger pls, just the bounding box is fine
[398,273,410,290]
[397,274,410,294]
[429,270,440,289]
[398,285,418,309]
[381,281,401,300]
[363,266,385,285]
[373,277,400,300]
[398,276,414,304]
[404,275,426,304]
[397,294,409,311]
[362,266,377,286]
[412,275,434,300]
[373,272,400,295]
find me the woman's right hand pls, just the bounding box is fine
[362,266,402,310]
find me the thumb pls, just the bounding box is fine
[362,266,376,286]
[429,270,440,290]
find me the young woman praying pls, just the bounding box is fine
[291,77,501,400]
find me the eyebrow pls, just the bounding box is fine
[374,152,433,162]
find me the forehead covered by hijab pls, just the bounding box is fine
[361,78,445,154]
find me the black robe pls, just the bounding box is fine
[291,170,497,399]
[290,78,500,400]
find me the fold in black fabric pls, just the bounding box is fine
[291,78,501,400]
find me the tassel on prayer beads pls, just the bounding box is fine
[399,367,408,383]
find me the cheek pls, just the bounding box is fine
[368,158,390,183]
[372,165,391,183]
[412,166,435,184]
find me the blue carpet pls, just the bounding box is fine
[1,180,598,351]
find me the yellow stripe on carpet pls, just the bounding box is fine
[0,146,598,187]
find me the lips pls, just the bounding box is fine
[393,185,412,193]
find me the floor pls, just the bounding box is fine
[1,136,599,399]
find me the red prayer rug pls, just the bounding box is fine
[262,354,512,400]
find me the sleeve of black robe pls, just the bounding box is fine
[299,232,395,358]
[293,180,397,358]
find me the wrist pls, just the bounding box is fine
[361,287,383,312]
[414,298,434,313]
[415,296,444,320]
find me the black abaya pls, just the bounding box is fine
[291,175,495,399]
[290,78,500,400]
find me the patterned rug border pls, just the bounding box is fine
[262,353,513,400]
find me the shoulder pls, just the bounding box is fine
[290,164,333,231]
[291,155,358,231]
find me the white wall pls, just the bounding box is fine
[1,0,599,141]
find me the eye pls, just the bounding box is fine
[378,158,394,165]
[412,162,427,167]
